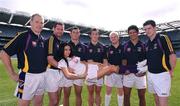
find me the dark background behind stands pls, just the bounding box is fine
[0,24,180,57]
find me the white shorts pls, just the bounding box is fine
[45,68,63,92]
[14,71,46,100]
[147,72,171,97]
[85,64,103,86]
[58,73,65,88]
[72,64,85,86]
[73,79,84,86]
[123,73,146,89]
[59,72,73,88]
[104,73,123,88]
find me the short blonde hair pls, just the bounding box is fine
[109,31,119,38]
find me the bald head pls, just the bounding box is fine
[30,13,44,35]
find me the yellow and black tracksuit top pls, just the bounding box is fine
[146,34,175,73]
[3,29,47,73]
[47,34,64,69]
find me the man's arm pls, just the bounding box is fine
[47,55,58,68]
[0,32,24,82]
[47,36,59,68]
[161,35,177,77]
[103,59,108,66]
[0,50,18,82]
[169,53,176,77]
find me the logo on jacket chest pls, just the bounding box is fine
[56,43,59,49]
[32,41,37,47]
[78,47,82,52]
[153,43,158,49]
[32,41,44,48]
[137,47,142,52]
[97,48,101,53]
[118,49,121,53]
[109,50,113,54]
[89,49,93,53]
[127,47,131,52]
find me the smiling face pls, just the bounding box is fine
[64,45,71,58]
[143,20,157,40]
[70,28,80,41]
[90,30,99,43]
[53,24,64,37]
[128,29,139,41]
[30,14,44,35]
[143,24,156,39]
[109,32,119,45]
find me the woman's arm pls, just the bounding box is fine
[60,67,85,79]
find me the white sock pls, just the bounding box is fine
[105,94,111,106]
[117,95,124,106]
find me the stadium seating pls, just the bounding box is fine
[0,24,180,57]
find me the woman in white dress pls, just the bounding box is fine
[57,43,119,106]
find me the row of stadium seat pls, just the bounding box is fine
[0,24,180,56]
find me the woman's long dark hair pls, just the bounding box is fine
[59,43,73,67]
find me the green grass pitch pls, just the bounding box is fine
[0,59,180,106]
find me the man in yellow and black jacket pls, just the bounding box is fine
[143,20,176,106]
[0,14,47,106]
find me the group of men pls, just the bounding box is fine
[0,13,176,106]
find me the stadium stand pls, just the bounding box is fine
[0,7,180,57]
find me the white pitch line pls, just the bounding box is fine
[0,98,16,103]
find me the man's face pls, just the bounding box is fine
[128,29,138,40]
[70,29,80,40]
[110,33,119,44]
[144,25,156,38]
[30,15,44,34]
[53,24,64,37]
[90,31,99,42]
